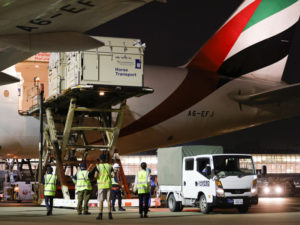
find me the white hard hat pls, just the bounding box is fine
[113,163,120,168]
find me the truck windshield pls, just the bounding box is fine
[213,155,255,177]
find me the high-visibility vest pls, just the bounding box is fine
[44,174,57,196]
[97,163,112,189]
[137,170,150,194]
[76,170,92,191]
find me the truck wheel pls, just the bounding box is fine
[199,195,211,214]
[237,205,249,213]
[167,193,182,212]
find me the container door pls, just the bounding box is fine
[82,52,98,81]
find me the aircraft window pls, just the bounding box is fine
[185,158,194,171]
[4,90,9,97]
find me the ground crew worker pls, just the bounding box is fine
[43,166,57,216]
[74,162,92,215]
[111,163,126,211]
[134,162,150,218]
[95,154,113,220]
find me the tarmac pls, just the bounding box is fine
[1,197,300,225]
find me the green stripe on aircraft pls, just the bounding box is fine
[244,0,297,31]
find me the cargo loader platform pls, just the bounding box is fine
[17,36,153,202]
[23,84,152,201]
[25,84,152,116]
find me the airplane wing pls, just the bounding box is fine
[229,83,300,105]
[0,71,19,85]
[0,47,36,72]
[0,0,155,71]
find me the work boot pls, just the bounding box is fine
[83,211,91,215]
[78,211,82,215]
[112,206,116,211]
[118,207,126,211]
[140,214,143,218]
[108,212,113,220]
[144,213,148,218]
[46,210,51,216]
[96,213,102,220]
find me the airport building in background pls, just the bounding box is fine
[1,154,300,176]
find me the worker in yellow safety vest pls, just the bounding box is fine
[95,154,113,220]
[43,166,57,216]
[134,162,150,218]
[74,162,92,215]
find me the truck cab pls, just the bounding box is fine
[180,154,258,213]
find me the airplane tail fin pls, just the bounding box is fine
[188,0,300,82]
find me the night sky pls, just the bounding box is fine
[89,0,300,154]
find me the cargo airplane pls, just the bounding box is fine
[1,0,300,159]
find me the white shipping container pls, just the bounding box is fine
[48,53,67,97]
[48,36,145,97]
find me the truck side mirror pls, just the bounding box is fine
[206,166,211,176]
[262,165,267,176]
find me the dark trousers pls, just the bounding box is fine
[112,189,122,208]
[77,190,91,212]
[45,196,54,212]
[138,193,150,215]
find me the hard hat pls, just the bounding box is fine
[113,163,120,169]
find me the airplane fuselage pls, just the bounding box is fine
[1,65,300,158]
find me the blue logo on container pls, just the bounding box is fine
[135,59,141,69]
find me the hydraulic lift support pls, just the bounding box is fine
[26,85,153,200]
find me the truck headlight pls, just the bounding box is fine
[275,186,283,194]
[216,187,225,197]
[215,180,225,197]
[251,188,257,194]
[263,186,270,194]
[251,179,257,195]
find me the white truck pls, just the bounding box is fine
[157,146,258,213]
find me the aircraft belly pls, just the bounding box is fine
[0,95,39,158]
[117,77,300,155]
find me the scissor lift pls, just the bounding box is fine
[26,84,153,200]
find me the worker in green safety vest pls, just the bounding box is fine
[134,162,150,218]
[43,166,57,216]
[74,162,93,215]
[94,154,113,220]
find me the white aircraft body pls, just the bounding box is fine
[1,0,300,158]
